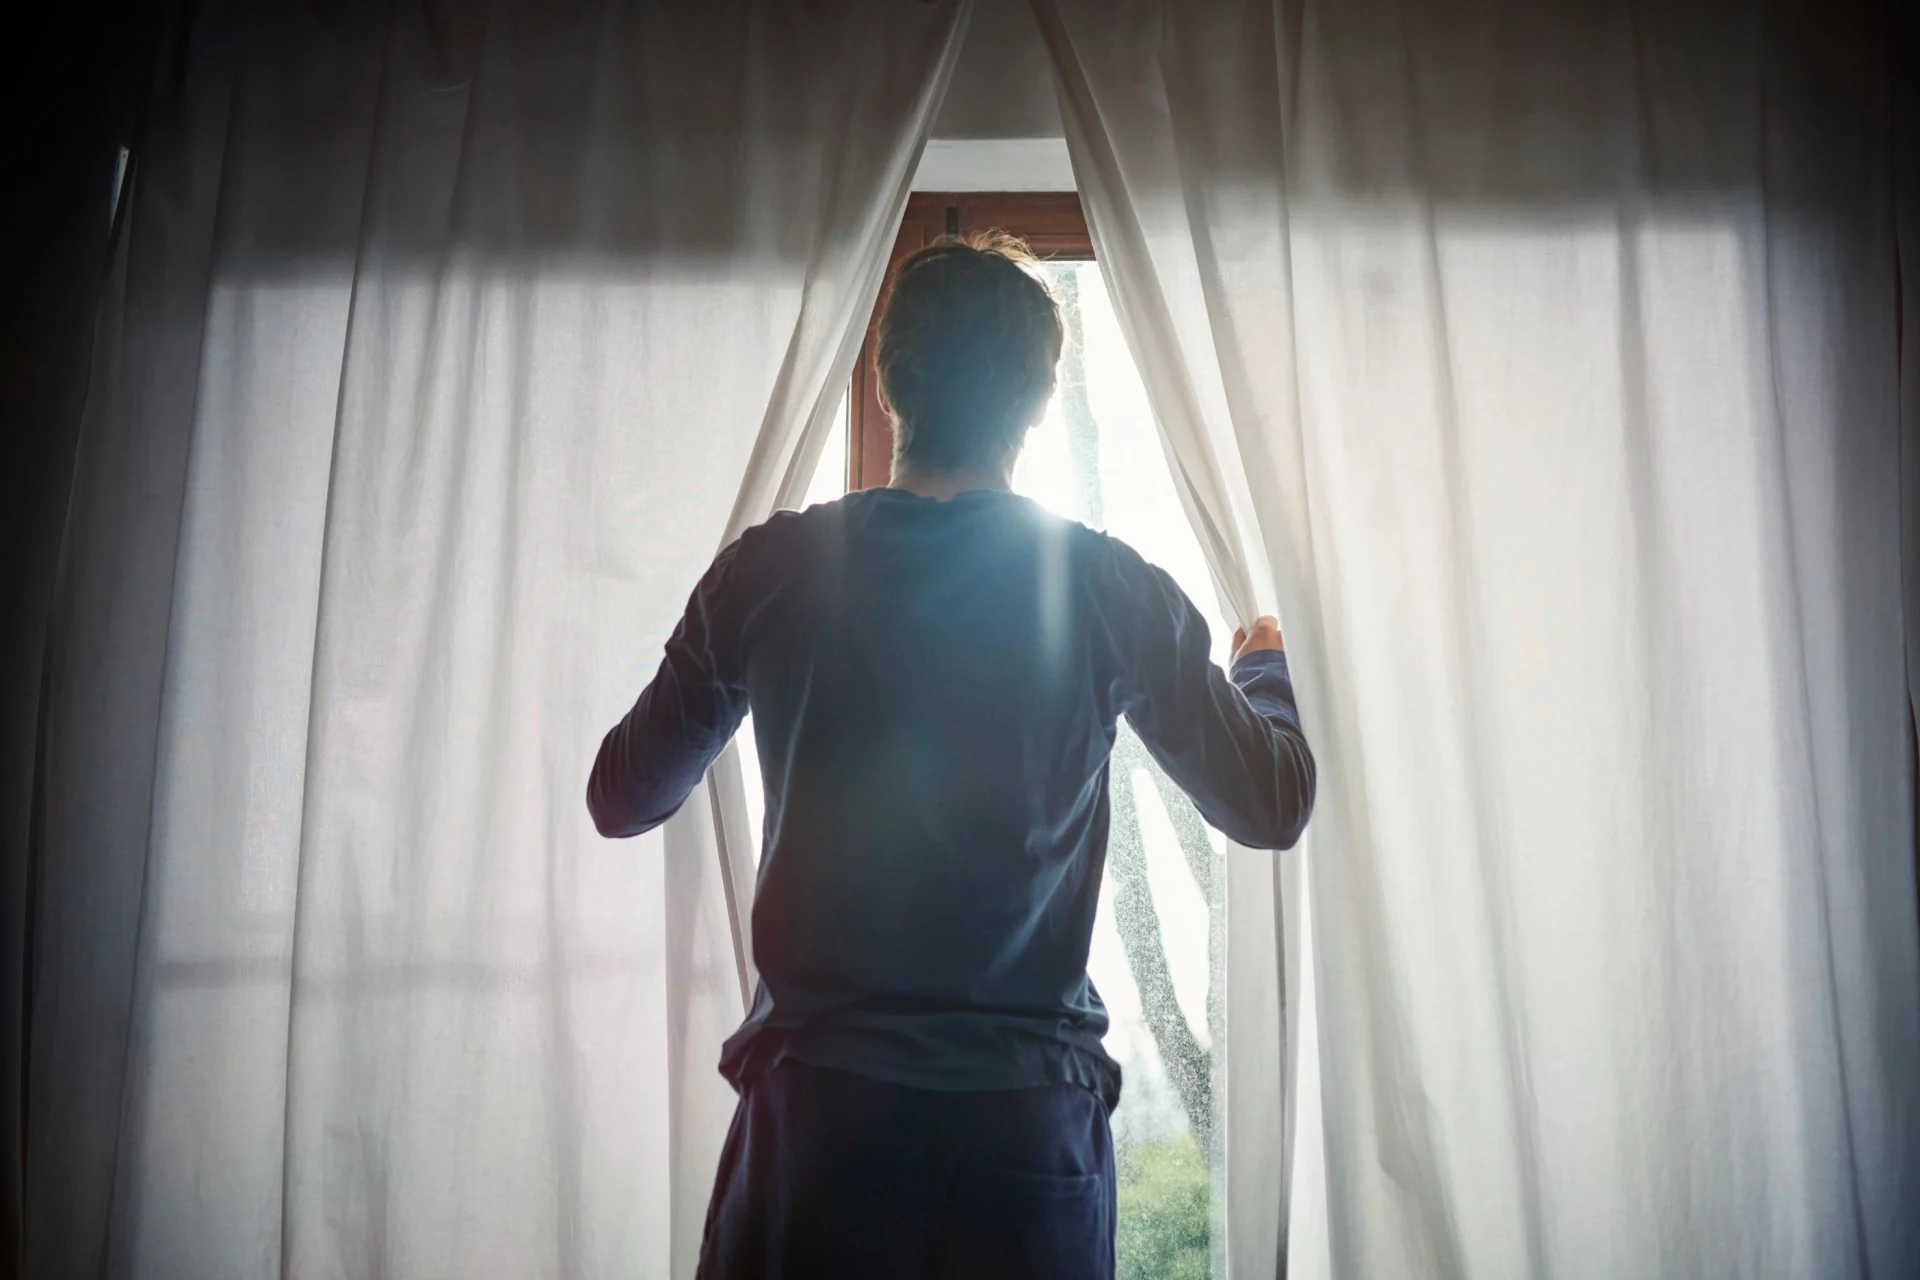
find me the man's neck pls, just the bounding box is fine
[888,460,1015,501]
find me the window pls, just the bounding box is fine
[746,194,1234,1277]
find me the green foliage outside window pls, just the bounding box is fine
[1116,1135,1211,1280]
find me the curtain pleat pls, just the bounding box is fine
[24,3,969,1276]
[1036,0,1920,1275]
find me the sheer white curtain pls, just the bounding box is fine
[25,2,968,1276]
[1037,1,1920,1276]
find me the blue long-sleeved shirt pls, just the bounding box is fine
[588,487,1315,1108]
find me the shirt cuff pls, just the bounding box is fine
[1230,648,1290,681]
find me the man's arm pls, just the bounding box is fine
[587,542,751,838]
[1117,560,1316,850]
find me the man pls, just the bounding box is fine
[588,233,1316,1278]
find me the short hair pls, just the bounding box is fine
[875,231,1066,475]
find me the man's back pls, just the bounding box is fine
[588,485,1314,1109]
[587,230,1314,1279]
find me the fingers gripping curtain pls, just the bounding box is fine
[1037,1,1920,1277]
[24,2,968,1277]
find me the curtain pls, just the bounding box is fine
[23,1,969,1275]
[1037,1,1920,1276]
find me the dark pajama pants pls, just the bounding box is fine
[696,1060,1117,1280]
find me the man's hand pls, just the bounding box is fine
[1230,615,1286,665]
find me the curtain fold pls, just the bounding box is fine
[1037,0,1920,1276]
[23,2,967,1276]
[1032,6,1311,1274]
[1901,0,1920,748]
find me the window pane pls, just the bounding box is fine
[801,389,851,511]
[1019,260,1226,1280]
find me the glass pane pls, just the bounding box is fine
[800,388,851,511]
[1019,260,1227,1280]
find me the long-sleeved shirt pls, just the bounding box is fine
[588,487,1315,1109]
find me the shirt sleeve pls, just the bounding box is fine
[587,540,752,839]
[1113,555,1317,850]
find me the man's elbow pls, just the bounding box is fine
[1237,749,1317,851]
[1276,749,1318,849]
[587,781,635,839]
[587,792,676,840]
[1229,808,1309,852]
[589,798,639,840]
[587,764,669,840]
[1270,806,1311,852]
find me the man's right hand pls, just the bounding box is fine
[1230,616,1286,665]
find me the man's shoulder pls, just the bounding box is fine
[724,492,882,583]
[1045,514,1160,583]
[731,490,1155,576]
[998,503,1185,623]
[733,500,833,558]
[981,493,1143,562]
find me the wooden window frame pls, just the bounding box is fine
[846,192,1094,490]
